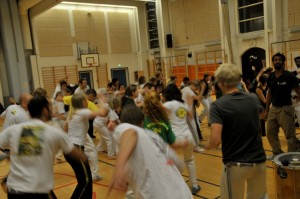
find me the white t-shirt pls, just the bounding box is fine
[93,104,119,127]
[114,123,193,199]
[134,92,144,104]
[0,119,74,193]
[163,100,190,137]
[68,109,92,146]
[52,101,65,115]
[1,105,30,130]
[52,101,66,128]
[52,85,61,99]
[181,86,196,109]
[74,85,90,94]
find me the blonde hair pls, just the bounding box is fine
[68,93,87,120]
[72,93,86,109]
[144,92,169,123]
[215,64,242,88]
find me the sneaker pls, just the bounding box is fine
[266,155,274,161]
[191,185,201,195]
[193,146,204,153]
[92,175,103,182]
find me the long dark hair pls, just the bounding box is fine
[121,84,137,108]
[162,84,184,103]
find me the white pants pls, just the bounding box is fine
[199,97,212,124]
[94,125,116,157]
[177,134,198,187]
[84,135,99,178]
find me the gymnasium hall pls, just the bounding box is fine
[1,0,300,198]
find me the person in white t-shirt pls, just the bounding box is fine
[64,93,107,182]
[0,93,32,193]
[0,95,90,199]
[109,105,193,199]
[134,82,155,105]
[94,91,119,159]
[52,79,68,99]
[52,91,66,129]
[67,93,108,193]
[74,78,90,94]
[1,93,32,130]
[182,80,204,151]
[68,93,108,148]
[162,84,201,195]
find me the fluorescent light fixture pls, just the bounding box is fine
[62,1,135,8]
[56,1,136,12]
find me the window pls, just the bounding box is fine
[146,2,159,49]
[238,0,264,33]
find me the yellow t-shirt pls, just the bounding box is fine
[63,96,99,117]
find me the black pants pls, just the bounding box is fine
[260,119,266,136]
[64,145,93,199]
[194,104,203,140]
[88,119,95,138]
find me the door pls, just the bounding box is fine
[241,47,266,90]
[78,70,93,88]
[111,68,129,87]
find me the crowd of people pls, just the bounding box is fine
[0,53,299,199]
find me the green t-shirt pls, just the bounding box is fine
[144,117,176,145]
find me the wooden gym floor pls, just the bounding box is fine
[1,122,297,199]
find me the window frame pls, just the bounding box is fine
[236,0,265,34]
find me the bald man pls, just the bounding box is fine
[0,93,33,193]
[1,93,32,130]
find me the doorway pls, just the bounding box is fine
[79,70,93,88]
[241,47,266,85]
[111,67,129,87]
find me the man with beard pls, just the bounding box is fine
[0,95,90,199]
[265,53,300,159]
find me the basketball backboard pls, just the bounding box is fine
[81,54,100,67]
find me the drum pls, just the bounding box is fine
[273,152,300,199]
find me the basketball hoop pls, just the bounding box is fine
[89,63,92,67]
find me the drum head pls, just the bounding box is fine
[274,152,300,170]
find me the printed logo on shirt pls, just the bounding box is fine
[176,107,187,119]
[10,110,16,115]
[277,82,287,86]
[146,122,169,134]
[18,126,45,156]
